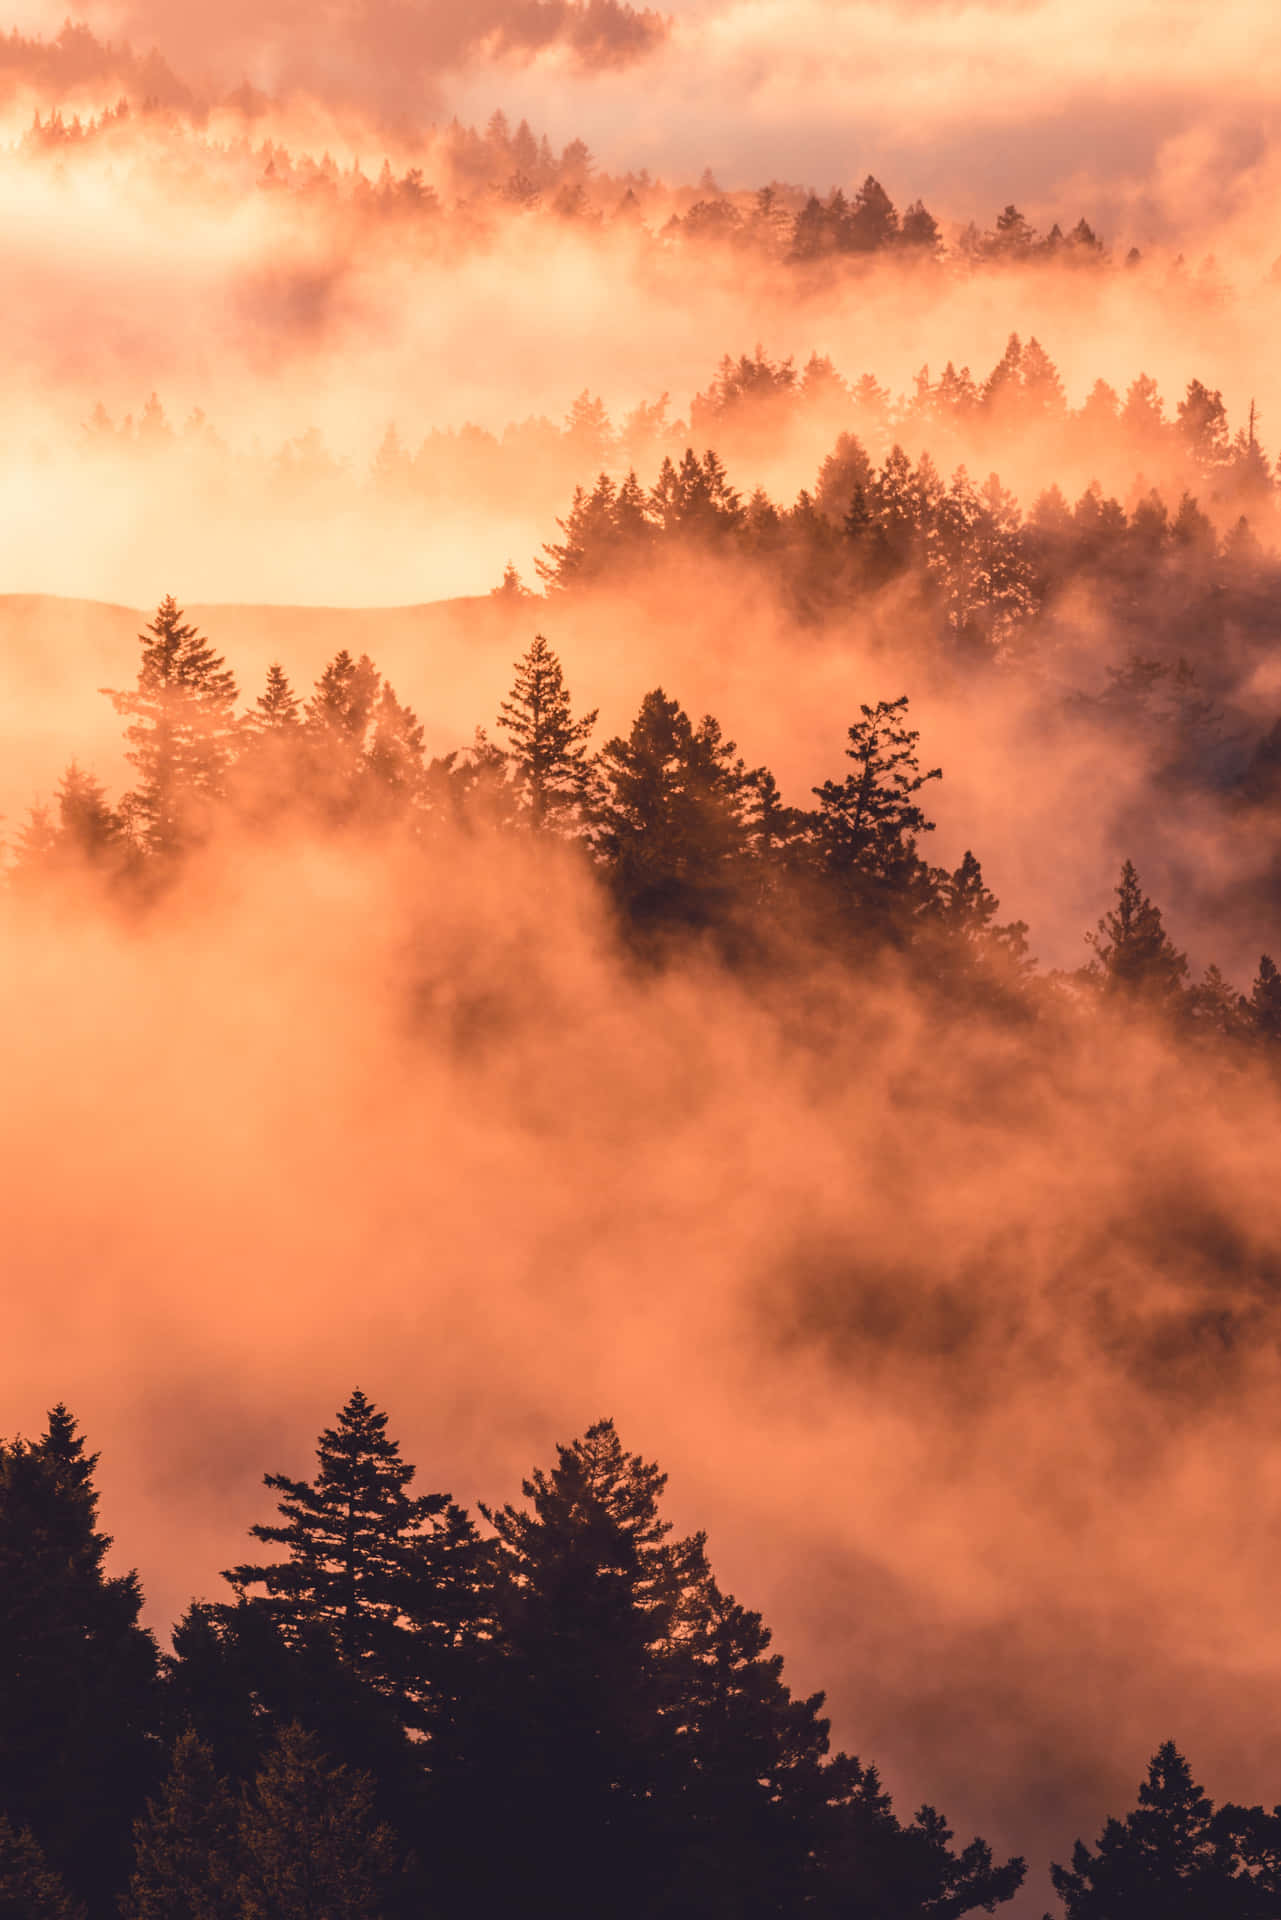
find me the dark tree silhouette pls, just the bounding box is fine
[472,1419,708,1920]
[223,1389,481,1723]
[102,596,238,857]
[1047,1741,1281,1918]
[0,1816,82,1920]
[497,633,598,830]
[123,1731,239,1920]
[235,1725,397,1920]
[812,695,941,929]
[0,1407,160,1916]
[1250,954,1281,1040]
[1085,861,1188,1006]
[592,687,753,927]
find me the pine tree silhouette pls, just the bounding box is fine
[498,634,598,830]
[102,597,238,857]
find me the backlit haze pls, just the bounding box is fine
[4,0,1281,1912]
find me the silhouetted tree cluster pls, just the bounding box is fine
[8,610,1281,1051]
[5,1399,1280,1916]
[0,1400,1028,1919]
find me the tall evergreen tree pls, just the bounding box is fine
[497,634,598,830]
[471,1420,708,1920]
[0,1408,160,1917]
[1085,861,1188,1005]
[301,651,381,817]
[1250,954,1281,1040]
[246,663,301,734]
[222,1391,481,1724]
[236,1725,396,1920]
[123,1732,239,1920]
[812,697,941,932]
[0,1816,82,1920]
[592,688,754,928]
[1048,1741,1279,1918]
[103,597,238,856]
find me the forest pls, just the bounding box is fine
[5,2,1281,1916]
[4,1393,1279,1919]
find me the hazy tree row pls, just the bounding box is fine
[75,341,1278,550]
[536,434,1274,648]
[8,604,1281,1050]
[3,1395,1278,1918]
[3,32,1149,282]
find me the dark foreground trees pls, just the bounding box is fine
[10,1398,1281,1917]
[0,1407,160,1917]
[1,1399,1031,1920]
[1048,1740,1281,1917]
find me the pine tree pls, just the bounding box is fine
[814,432,873,527]
[899,198,941,252]
[923,849,1032,991]
[123,1732,239,1920]
[0,1408,160,1916]
[1048,1742,1264,1918]
[363,683,426,815]
[1177,380,1230,469]
[236,1725,396,1920]
[592,688,753,927]
[222,1390,479,1721]
[1020,337,1067,413]
[246,663,301,733]
[103,597,238,857]
[563,391,613,468]
[473,1420,708,1920]
[7,804,58,890]
[812,696,941,929]
[0,1816,82,1920]
[53,762,123,865]
[818,1774,1026,1918]
[847,174,898,251]
[300,652,381,819]
[664,1577,835,1917]
[1250,954,1281,1041]
[497,634,597,831]
[1085,861,1188,1006]
[234,665,305,825]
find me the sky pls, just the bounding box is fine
[15,0,1273,242]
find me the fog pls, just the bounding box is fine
[3,5,1281,1913]
[5,804,1281,1908]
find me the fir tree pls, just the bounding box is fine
[363,683,426,815]
[592,688,753,927]
[236,1725,396,1920]
[1250,954,1281,1041]
[1085,861,1188,1005]
[246,663,301,733]
[123,1732,239,1920]
[0,1408,160,1916]
[0,1816,82,1920]
[301,652,381,819]
[812,696,941,928]
[497,634,598,830]
[473,1420,708,1920]
[1048,1742,1271,1918]
[222,1390,480,1721]
[103,597,238,857]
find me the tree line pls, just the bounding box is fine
[74,338,1276,551]
[2,1394,1278,1918]
[6,37,1139,283]
[7,601,1281,1049]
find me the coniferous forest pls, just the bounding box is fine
[6,0,1281,1916]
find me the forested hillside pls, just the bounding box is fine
[5,1,1281,1914]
